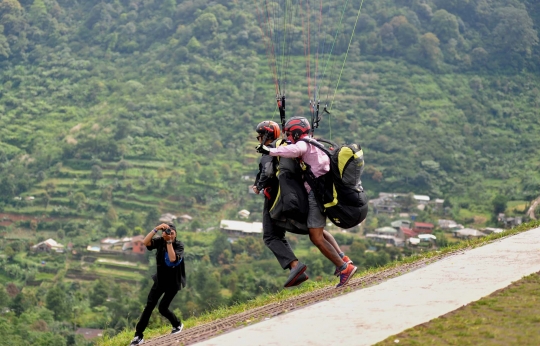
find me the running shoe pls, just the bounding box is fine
[334,256,353,276]
[171,323,183,335]
[336,263,357,288]
[129,336,144,345]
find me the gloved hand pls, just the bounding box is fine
[255,144,270,155]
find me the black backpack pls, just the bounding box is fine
[268,138,309,234]
[299,138,368,229]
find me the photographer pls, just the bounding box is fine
[130,223,186,346]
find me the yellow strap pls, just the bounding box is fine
[323,184,338,208]
[269,184,281,212]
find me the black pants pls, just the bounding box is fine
[135,281,181,337]
[263,200,298,270]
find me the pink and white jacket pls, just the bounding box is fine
[269,140,329,192]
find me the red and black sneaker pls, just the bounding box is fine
[333,256,353,276]
[336,263,357,288]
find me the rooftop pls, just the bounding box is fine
[220,220,262,234]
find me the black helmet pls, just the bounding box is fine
[255,121,281,140]
[284,117,311,142]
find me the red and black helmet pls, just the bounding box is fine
[255,120,281,140]
[284,117,311,142]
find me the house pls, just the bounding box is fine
[400,227,416,239]
[438,219,458,230]
[433,198,444,210]
[238,209,250,219]
[497,214,523,228]
[375,226,398,237]
[31,239,64,253]
[391,220,412,230]
[414,195,430,205]
[220,220,262,238]
[483,227,504,234]
[454,228,486,238]
[86,245,101,252]
[159,213,177,223]
[75,328,104,340]
[178,214,193,222]
[123,235,146,254]
[412,222,434,234]
[101,237,123,251]
[369,195,400,214]
[365,233,402,246]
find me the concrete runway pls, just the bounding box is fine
[194,227,540,346]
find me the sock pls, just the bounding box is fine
[337,262,347,272]
[338,252,345,258]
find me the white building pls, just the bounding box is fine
[220,220,262,238]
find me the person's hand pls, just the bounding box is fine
[163,232,174,242]
[256,144,270,155]
[156,223,169,231]
[252,186,260,194]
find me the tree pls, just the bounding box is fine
[45,287,70,320]
[145,207,160,229]
[492,194,508,215]
[210,231,230,265]
[493,8,538,55]
[194,13,218,39]
[115,160,132,178]
[103,207,118,228]
[393,22,419,48]
[431,10,459,43]
[90,165,103,184]
[414,32,442,69]
[116,224,129,237]
[89,280,108,307]
[0,284,9,308]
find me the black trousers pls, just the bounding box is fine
[135,281,181,337]
[263,199,298,270]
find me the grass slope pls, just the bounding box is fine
[97,221,540,346]
[376,273,540,345]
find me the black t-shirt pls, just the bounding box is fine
[147,237,186,290]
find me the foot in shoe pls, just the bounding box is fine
[290,272,309,287]
[129,336,144,345]
[336,264,357,288]
[171,323,184,334]
[284,262,307,287]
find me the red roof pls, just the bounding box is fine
[401,228,416,238]
[414,222,434,228]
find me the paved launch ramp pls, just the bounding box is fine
[144,227,540,346]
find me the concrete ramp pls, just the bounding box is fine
[194,227,540,346]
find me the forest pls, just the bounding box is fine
[0,0,539,344]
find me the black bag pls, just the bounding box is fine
[299,138,368,229]
[268,139,309,233]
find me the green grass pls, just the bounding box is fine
[97,221,540,346]
[375,272,540,346]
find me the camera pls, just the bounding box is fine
[164,228,172,235]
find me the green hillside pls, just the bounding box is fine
[0,0,539,344]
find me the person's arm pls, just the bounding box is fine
[143,223,169,247]
[255,155,275,191]
[269,141,307,158]
[163,234,181,262]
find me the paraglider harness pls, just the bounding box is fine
[298,137,368,229]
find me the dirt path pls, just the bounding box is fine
[142,227,540,346]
